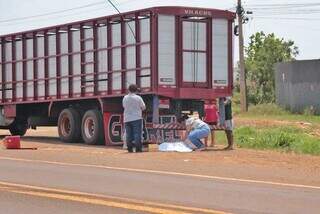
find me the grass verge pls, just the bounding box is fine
[234,126,320,156]
[234,102,320,125]
[214,93,320,155]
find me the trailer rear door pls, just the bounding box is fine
[182,19,209,88]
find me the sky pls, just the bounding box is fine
[0,0,319,62]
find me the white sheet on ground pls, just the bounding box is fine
[158,142,193,153]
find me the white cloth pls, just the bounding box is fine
[158,142,193,153]
[122,93,146,123]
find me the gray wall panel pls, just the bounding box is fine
[275,59,320,114]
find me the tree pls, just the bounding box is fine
[245,31,299,104]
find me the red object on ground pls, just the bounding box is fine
[2,136,21,149]
[204,104,219,124]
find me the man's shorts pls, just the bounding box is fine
[225,119,233,131]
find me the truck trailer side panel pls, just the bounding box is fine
[0,7,234,104]
[0,6,235,145]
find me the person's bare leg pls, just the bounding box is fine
[180,130,187,141]
[224,130,234,150]
[210,131,215,147]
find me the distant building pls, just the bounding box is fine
[275,59,320,115]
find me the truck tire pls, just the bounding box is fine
[9,119,28,136]
[81,109,104,145]
[58,108,81,143]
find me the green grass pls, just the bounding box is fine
[246,103,289,116]
[234,126,320,156]
[214,131,228,145]
[213,93,320,155]
[245,102,305,117]
[231,92,320,124]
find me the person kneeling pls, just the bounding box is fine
[182,117,210,151]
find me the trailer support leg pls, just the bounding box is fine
[152,95,159,124]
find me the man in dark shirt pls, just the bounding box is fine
[224,97,234,150]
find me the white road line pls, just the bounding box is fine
[1,156,319,190]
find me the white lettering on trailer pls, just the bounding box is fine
[184,10,212,16]
[106,114,181,144]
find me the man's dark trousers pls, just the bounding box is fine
[125,119,142,152]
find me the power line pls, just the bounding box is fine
[246,6,320,11]
[0,7,109,27]
[1,0,236,25]
[251,10,320,15]
[0,0,136,27]
[243,7,320,16]
[105,0,136,41]
[0,0,134,24]
[0,1,106,23]
[243,2,320,15]
[249,17,320,31]
[252,16,320,21]
[245,6,320,11]
[106,0,123,16]
[105,0,138,86]
[244,2,320,8]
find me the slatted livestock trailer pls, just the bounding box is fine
[0,6,235,145]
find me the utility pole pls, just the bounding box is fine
[237,0,248,112]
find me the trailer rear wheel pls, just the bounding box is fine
[81,110,104,145]
[9,119,28,136]
[58,108,81,143]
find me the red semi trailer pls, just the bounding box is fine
[0,6,235,145]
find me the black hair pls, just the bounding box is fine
[177,114,189,123]
[128,84,138,93]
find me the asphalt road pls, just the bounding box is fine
[0,189,147,214]
[0,157,319,214]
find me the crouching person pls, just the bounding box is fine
[183,117,210,151]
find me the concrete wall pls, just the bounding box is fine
[275,59,320,114]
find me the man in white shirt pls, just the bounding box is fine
[122,84,146,152]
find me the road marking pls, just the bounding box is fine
[0,181,228,214]
[1,156,320,190]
